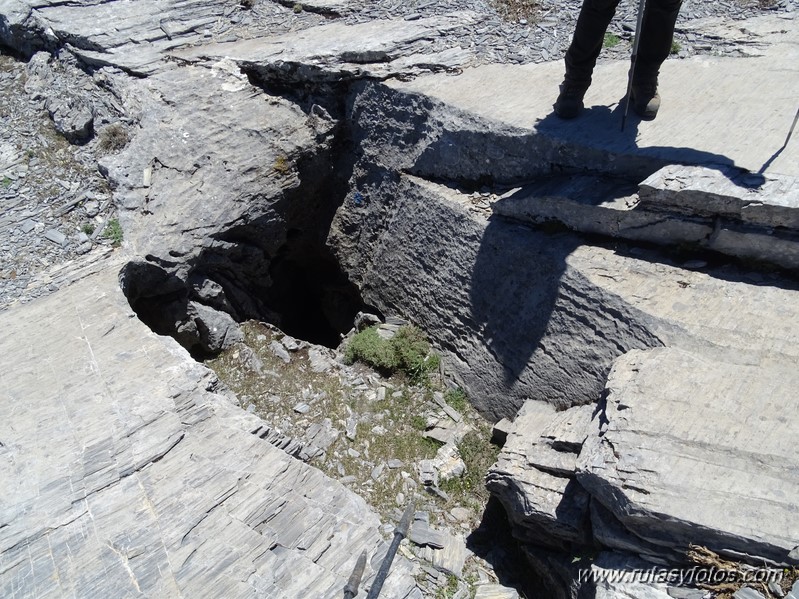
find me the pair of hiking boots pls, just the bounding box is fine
[554,78,660,120]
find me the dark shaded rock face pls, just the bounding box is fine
[328,82,666,420]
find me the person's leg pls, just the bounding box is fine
[634,0,682,83]
[556,0,622,118]
[564,0,623,83]
[629,0,682,119]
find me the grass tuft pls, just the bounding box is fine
[104,218,123,247]
[96,123,129,154]
[603,32,621,48]
[345,325,440,385]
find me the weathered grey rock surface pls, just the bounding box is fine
[0,257,418,598]
[2,0,799,597]
[578,347,799,564]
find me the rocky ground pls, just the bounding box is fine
[1,1,797,598]
[0,0,793,312]
[0,55,119,309]
[205,318,530,597]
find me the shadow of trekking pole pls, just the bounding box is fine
[758,105,799,175]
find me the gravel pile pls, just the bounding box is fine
[0,55,118,311]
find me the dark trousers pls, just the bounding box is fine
[564,0,682,84]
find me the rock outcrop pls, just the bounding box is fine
[0,257,418,598]
[2,1,799,597]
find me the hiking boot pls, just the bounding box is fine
[554,79,590,119]
[630,80,661,120]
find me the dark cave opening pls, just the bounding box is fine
[265,230,366,348]
[119,225,369,358]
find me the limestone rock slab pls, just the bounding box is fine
[387,13,799,177]
[172,12,481,84]
[639,165,799,229]
[0,257,417,598]
[577,347,799,565]
[486,401,592,549]
[20,0,233,75]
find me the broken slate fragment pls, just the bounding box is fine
[20,219,36,234]
[417,530,468,577]
[473,585,520,599]
[83,199,100,217]
[293,402,310,414]
[432,391,462,422]
[281,335,301,351]
[345,415,357,440]
[305,419,338,450]
[424,419,471,445]
[308,346,336,372]
[733,588,767,599]
[269,340,291,363]
[44,229,67,247]
[418,459,438,486]
[409,517,447,549]
[449,507,470,522]
[667,588,706,599]
[431,443,466,481]
[767,582,784,598]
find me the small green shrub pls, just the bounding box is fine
[345,325,439,384]
[344,327,396,372]
[670,40,681,54]
[603,32,620,48]
[444,388,468,412]
[1,176,11,187]
[392,326,440,384]
[293,2,303,12]
[104,218,123,247]
[80,223,95,236]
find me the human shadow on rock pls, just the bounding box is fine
[469,214,662,418]
[535,102,766,189]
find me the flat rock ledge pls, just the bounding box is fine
[488,346,799,595]
[0,258,418,599]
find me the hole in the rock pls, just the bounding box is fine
[468,497,542,597]
[120,226,369,356]
[266,230,365,348]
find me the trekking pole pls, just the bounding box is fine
[757,104,799,174]
[343,550,367,599]
[622,0,648,132]
[365,501,415,599]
